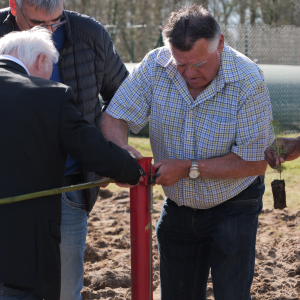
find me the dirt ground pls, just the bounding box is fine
[82,189,300,300]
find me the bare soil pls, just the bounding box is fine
[82,189,300,300]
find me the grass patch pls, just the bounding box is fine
[106,135,300,212]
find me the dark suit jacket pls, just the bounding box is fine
[0,60,142,300]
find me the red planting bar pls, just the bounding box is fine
[130,157,154,300]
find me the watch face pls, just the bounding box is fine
[189,169,199,179]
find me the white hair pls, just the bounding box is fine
[207,35,221,53]
[16,0,63,15]
[0,27,59,70]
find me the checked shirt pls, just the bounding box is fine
[106,44,274,209]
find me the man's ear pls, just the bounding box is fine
[217,34,225,54]
[36,54,46,72]
[10,0,17,16]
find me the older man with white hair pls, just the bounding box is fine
[102,4,274,300]
[0,1,130,297]
[0,27,58,78]
[0,28,143,300]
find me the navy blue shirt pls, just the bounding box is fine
[51,26,80,175]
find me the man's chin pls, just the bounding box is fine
[186,78,211,90]
[187,81,202,89]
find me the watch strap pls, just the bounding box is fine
[191,159,198,167]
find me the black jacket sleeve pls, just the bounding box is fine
[98,27,129,110]
[59,87,143,185]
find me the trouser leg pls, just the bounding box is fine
[60,190,87,300]
[156,199,210,300]
[208,180,264,300]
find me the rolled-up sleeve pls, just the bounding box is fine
[231,81,274,161]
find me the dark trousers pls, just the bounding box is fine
[156,178,264,300]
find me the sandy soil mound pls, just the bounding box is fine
[82,189,300,300]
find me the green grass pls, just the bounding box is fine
[107,135,300,212]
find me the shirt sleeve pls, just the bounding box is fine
[231,81,275,161]
[105,56,153,134]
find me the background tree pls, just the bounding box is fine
[259,0,300,26]
[1,0,300,62]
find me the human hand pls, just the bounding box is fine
[122,144,143,160]
[264,137,300,168]
[100,177,110,188]
[152,159,190,187]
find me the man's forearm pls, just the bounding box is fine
[101,112,129,147]
[198,152,267,179]
[283,136,300,161]
[153,152,267,187]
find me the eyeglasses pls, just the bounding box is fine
[15,1,67,30]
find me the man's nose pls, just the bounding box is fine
[185,65,196,78]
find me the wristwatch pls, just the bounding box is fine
[189,159,200,179]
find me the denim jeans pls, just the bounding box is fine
[156,178,264,300]
[60,189,87,300]
[0,284,41,300]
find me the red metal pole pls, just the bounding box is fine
[130,157,153,300]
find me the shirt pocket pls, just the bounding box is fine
[196,115,236,158]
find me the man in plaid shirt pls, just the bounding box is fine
[102,4,273,300]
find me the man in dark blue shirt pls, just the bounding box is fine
[50,25,79,176]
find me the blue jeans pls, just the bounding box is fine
[60,189,87,300]
[156,179,264,300]
[0,284,41,300]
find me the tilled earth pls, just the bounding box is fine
[82,189,300,300]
